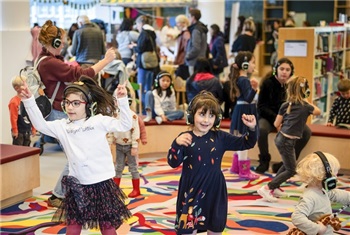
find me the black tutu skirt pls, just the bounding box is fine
[52,176,132,230]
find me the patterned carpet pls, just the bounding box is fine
[1,157,350,235]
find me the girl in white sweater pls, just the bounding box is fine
[17,75,132,235]
[143,70,184,124]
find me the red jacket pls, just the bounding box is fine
[37,48,95,111]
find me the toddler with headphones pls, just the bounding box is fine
[168,91,257,235]
[16,75,132,235]
[290,151,350,235]
[258,76,321,202]
[143,70,184,124]
[229,51,260,180]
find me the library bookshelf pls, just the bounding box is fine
[278,26,350,124]
[262,0,287,68]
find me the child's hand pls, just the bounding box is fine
[241,114,256,129]
[326,122,334,127]
[11,131,18,138]
[141,139,147,145]
[250,78,259,90]
[131,147,138,156]
[115,81,128,99]
[31,130,37,137]
[161,115,167,122]
[176,133,192,147]
[104,47,117,63]
[316,221,328,235]
[15,80,32,99]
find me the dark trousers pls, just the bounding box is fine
[257,118,311,160]
[268,132,297,189]
[12,132,31,146]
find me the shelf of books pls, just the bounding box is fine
[262,0,287,67]
[278,25,350,124]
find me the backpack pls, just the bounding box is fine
[20,56,47,99]
[19,56,52,118]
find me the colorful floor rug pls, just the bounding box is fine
[1,157,350,235]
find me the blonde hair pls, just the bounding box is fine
[286,76,308,114]
[175,14,189,26]
[296,152,340,186]
[11,76,25,89]
[243,19,256,33]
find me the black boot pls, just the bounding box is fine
[255,154,271,174]
[272,161,283,173]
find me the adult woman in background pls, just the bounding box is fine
[134,15,159,112]
[231,18,256,56]
[173,14,191,81]
[209,24,228,76]
[116,18,140,66]
[37,19,116,207]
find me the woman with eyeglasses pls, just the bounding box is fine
[36,19,116,208]
[16,75,132,235]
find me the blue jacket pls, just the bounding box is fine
[210,32,228,74]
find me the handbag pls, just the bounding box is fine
[141,51,158,69]
[140,32,158,69]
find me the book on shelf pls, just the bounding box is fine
[317,33,330,52]
[332,32,344,51]
[314,58,322,77]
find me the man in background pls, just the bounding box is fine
[71,15,106,67]
[185,9,208,76]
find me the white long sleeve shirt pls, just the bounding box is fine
[22,95,132,185]
[292,186,350,235]
[152,88,177,116]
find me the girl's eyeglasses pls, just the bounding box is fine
[61,99,87,108]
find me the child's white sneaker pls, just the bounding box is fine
[273,187,289,198]
[257,185,278,202]
[143,116,152,122]
[155,116,162,124]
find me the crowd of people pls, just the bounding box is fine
[9,9,350,235]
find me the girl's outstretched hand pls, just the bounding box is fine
[176,133,192,147]
[15,80,32,99]
[241,114,256,129]
[115,81,128,99]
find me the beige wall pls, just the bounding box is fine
[1,0,31,144]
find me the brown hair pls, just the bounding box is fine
[188,91,221,130]
[337,79,350,92]
[38,20,65,47]
[229,51,253,101]
[189,9,201,21]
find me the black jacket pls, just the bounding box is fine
[257,75,287,124]
[135,28,158,70]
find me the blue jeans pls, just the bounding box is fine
[144,91,184,121]
[268,132,297,190]
[47,109,68,198]
[137,68,154,113]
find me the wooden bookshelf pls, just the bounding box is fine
[278,26,349,124]
[334,0,350,22]
[262,0,287,68]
